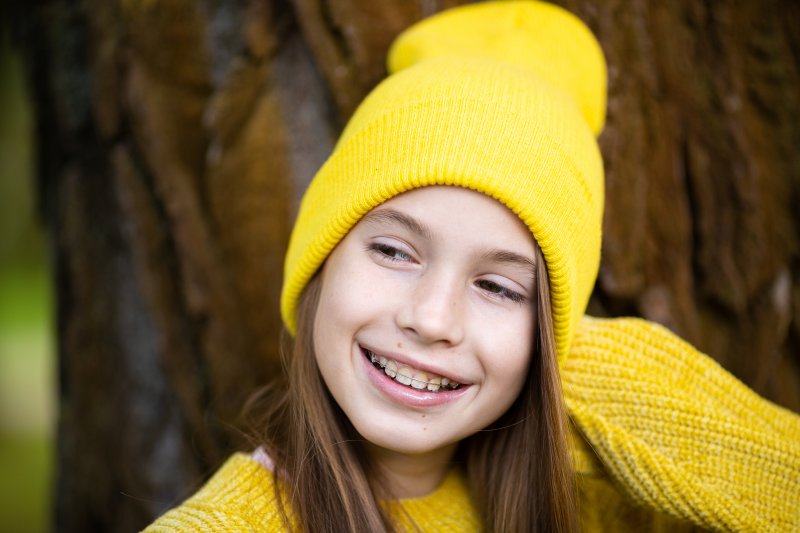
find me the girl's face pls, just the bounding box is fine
[314,186,536,457]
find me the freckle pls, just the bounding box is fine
[423,427,427,431]
[421,414,426,419]
[397,342,402,348]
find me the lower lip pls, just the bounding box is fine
[360,347,470,408]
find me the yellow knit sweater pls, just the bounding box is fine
[145,317,800,532]
[143,453,481,532]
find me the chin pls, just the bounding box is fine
[355,420,462,456]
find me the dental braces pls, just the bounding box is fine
[366,350,461,390]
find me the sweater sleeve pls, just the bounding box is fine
[563,316,800,533]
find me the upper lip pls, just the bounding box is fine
[358,342,472,385]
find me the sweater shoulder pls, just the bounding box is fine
[142,453,288,532]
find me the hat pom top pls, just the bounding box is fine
[387,1,606,136]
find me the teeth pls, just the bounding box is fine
[396,366,413,386]
[411,371,428,390]
[384,359,397,378]
[364,347,461,392]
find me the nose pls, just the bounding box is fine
[396,269,465,346]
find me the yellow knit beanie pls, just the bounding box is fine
[281,0,607,360]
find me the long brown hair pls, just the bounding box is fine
[463,245,578,532]
[252,244,577,532]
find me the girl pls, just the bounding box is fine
[146,2,800,532]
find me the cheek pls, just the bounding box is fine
[313,273,365,389]
[480,311,534,396]
[500,343,532,396]
[313,250,398,352]
[317,270,377,333]
[323,244,412,319]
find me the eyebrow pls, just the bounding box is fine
[361,208,434,241]
[480,249,537,278]
[362,207,537,276]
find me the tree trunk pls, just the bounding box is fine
[13,0,800,530]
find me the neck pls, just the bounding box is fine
[365,442,457,499]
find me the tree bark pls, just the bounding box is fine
[13,0,800,530]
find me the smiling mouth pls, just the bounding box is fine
[362,347,461,392]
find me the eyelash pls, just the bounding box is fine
[367,242,414,263]
[475,279,526,304]
[368,242,527,304]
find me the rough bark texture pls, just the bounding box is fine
[12,0,800,530]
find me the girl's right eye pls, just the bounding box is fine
[367,242,415,263]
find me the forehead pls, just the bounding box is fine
[362,186,535,249]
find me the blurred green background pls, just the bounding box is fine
[0,33,54,533]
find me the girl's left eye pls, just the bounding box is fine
[475,279,526,303]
